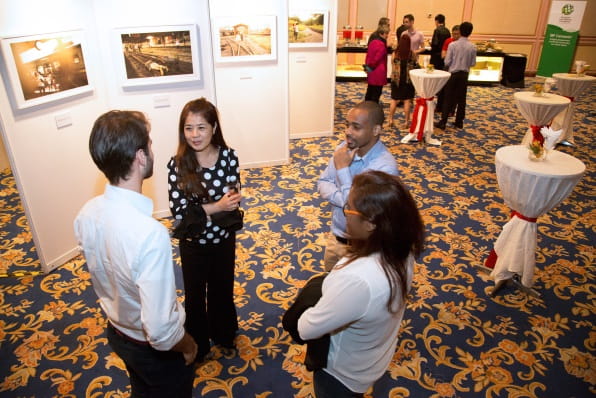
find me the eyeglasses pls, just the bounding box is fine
[343,203,364,217]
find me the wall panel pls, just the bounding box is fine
[394,0,465,32]
[471,0,541,35]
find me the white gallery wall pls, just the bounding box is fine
[289,0,338,139]
[0,0,111,272]
[0,0,296,272]
[208,0,290,168]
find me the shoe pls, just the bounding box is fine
[194,350,214,367]
[434,122,446,130]
[453,122,463,129]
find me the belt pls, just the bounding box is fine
[335,235,349,245]
[109,322,150,346]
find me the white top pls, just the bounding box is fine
[74,184,186,351]
[409,68,451,98]
[298,253,414,393]
[513,91,570,126]
[490,145,585,286]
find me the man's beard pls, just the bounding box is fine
[143,154,154,179]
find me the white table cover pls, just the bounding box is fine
[490,145,585,287]
[514,91,570,146]
[401,69,450,145]
[551,73,596,144]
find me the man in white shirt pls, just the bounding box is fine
[74,110,197,397]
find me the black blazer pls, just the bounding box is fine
[282,273,330,371]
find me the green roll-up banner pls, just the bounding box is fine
[537,1,586,77]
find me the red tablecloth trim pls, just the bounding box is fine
[409,96,434,141]
[563,95,575,102]
[484,210,537,269]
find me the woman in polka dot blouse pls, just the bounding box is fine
[167,98,242,363]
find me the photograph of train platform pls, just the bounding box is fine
[119,28,194,79]
[213,15,276,63]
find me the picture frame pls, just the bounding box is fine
[212,15,277,64]
[0,30,93,110]
[114,24,200,88]
[288,10,329,48]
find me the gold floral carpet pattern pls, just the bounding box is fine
[0,79,594,397]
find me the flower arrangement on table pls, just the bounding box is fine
[527,126,563,161]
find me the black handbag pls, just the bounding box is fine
[210,150,244,232]
[172,203,207,240]
[210,208,244,231]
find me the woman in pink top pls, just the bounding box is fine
[364,26,390,103]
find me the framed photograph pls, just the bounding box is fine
[0,30,92,110]
[114,24,200,87]
[289,10,329,48]
[212,16,277,63]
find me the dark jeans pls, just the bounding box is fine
[440,71,469,125]
[180,235,238,358]
[313,369,364,398]
[106,324,193,398]
[365,84,383,103]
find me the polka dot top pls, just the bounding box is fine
[167,147,240,245]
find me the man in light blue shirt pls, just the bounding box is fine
[436,21,476,131]
[318,101,399,271]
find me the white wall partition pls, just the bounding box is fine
[208,0,290,168]
[0,0,216,272]
[0,0,106,272]
[289,0,338,139]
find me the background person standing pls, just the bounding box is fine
[430,14,451,71]
[364,25,390,103]
[436,22,476,130]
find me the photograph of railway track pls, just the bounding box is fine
[213,16,276,63]
[288,10,328,47]
[118,28,195,80]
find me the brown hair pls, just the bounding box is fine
[89,110,149,184]
[397,34,412,60]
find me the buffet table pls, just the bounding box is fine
[550,73,596,145]
[486,145,585,297]
[401,68,450,146]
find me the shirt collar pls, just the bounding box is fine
[104,183,154,216]
[354,139,383,161]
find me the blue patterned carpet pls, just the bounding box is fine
[0,79,594,397]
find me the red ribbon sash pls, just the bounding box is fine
[409,97,435,141]
[563,95,575,102]
[484,210,537,269]
[530,125,545,145]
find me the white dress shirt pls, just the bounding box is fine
[298,253,414,393]
[74,184,185,351]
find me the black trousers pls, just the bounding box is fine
[440,71,469,125]
[179,235,238,358]
[106,324,194,398]
[364,84,383,103]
